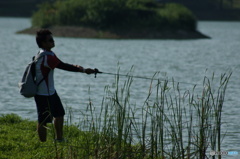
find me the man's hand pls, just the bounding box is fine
[73,65,85,72]
[85,68,98,74]
[75,65,100,76]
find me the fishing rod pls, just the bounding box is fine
[94,69,198,86]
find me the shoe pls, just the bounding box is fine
[55,138,67,143]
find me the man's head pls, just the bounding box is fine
[36,29,55,50]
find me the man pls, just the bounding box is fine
[34,29,98,142]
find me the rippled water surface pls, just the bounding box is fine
[0,18,239,156]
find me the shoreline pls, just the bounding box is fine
[17,26,210,39]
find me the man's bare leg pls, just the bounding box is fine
[54,116,64,140]
[37,123,47,142]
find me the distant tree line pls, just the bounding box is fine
[0,0,52,17]
[160,0,240,10]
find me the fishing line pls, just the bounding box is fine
[95,70,198,86]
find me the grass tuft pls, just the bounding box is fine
[0,114,23,124]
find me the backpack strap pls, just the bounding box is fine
[37,77,46,86]
[33,51,50,86]
[34,50,52,61]
[34,52,46,61]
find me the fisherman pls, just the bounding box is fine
[34,29,98,142]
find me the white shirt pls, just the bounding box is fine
[35,49,61,96]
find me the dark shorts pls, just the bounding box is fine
[34,92,65,124]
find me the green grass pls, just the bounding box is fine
[0,114,40,158]
[0,114,110,158]
[0,71,232,158]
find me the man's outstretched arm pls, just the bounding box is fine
[56,61,96,74]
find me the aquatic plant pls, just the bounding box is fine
[73,70,231,158]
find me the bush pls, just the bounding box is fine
[157,3,196,30]
[32,2,57,28]
[0,114,23,124]
[54,0,87,26]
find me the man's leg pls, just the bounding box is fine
[37,122,47,142]
[54,116,64,140]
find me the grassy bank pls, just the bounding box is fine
[0,114,87,158]
[0,71,231,158]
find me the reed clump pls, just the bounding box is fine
[74,71,231,159]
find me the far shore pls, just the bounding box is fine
[17,26,210,39]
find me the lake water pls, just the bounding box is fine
[0,17,239,157]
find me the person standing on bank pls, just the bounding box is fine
[34,29,98,142]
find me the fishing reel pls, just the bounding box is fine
[94,68,102,78]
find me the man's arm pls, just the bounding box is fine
[56,61,96,74]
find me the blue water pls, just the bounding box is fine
[0,18,239,157]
